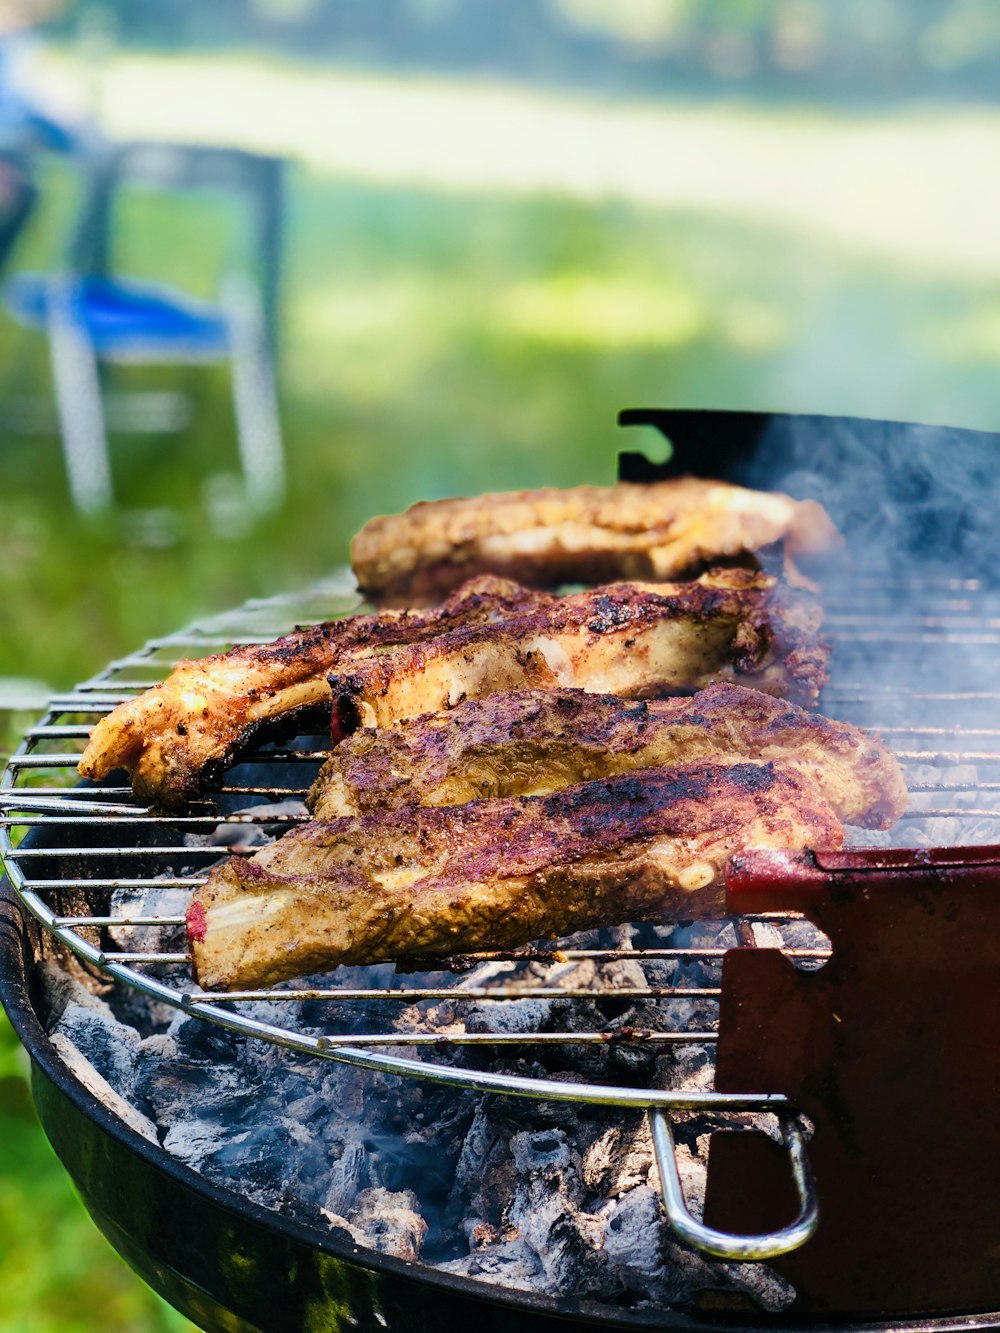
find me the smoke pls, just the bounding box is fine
[741,413,1000,577]
[740,413,1000,852]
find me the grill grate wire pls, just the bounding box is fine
[4,572,999,1073]
[5,571,1000,1260]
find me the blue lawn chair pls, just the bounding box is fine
[4,140,286,515]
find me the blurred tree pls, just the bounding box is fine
[39,0,1000,98]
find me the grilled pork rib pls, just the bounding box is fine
[79,570,825,808]
[188,761,844,989]
[351,478,841,605]
[309,683,906,829]
[78,576,544,807]
[330,568,828,736]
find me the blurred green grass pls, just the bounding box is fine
[3,78,1000,1330]
[5,158,1000,694]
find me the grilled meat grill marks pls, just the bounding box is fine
[78,570,827,807]
[308,683,906,828]
[188,761,844,990]
[351,477,842,605]
[77,576,545,807]
[329,568,828,734]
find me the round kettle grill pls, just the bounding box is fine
[1,411,999,1329]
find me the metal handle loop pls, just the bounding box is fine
[649,1108,819,1261]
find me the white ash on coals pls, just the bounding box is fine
[41,909,800,1316]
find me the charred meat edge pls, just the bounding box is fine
[77,576,547,807]
[328,568,828,737]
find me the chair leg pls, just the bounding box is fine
[47,279,113,513]
[223,274,285,515]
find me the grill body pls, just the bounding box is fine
[3,885,997,1333]
[3,410,1000,1327]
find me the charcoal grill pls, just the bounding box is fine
[1,410,999,1331]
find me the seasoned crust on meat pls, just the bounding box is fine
[329,567,828,736]
[77,576,544,808]
[351,478,842,606]
[188,761,844,990]
[78,569,826,808]
[308,683,906,829]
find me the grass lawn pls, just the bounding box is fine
[2,54,1000,1330]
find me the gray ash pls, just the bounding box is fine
[43,909,798,1316]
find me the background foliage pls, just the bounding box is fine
[54,0,1000,99]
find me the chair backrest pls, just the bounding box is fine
[68,140,284,354]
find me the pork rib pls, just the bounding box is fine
[78,576,544,807]
[351,478,841,606]
[189,761,844,990]
[330,568,828,736]
[309,683,905,829]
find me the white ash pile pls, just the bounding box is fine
[42,910,799,1316]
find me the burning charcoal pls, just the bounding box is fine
[45,974,156,1109]
[194,799,310,854]
[459,1117,604,1282]
[50,1032,159,1144]
[283,1090,326,1124]
[167,1010,242,1064]
[654,1044,714,1094]
[438,1238,543,1287]
[325,1187,427,1261]
[601,1185,675,1296]
[452,1101,522,1234]
[510,1126,575,1175]
[198,1106,286,1184]
[463,998,553,1034]
[458,959,533,989]
[108,884,190,956]
[322,1137,373,1216]
[161,1116,229,1169]
[604,1030,660,1081]
[582,1115,652,1199]
[46,901,802,1312]
[596,957,649,993]
[498,1130,609,1296]
[905,814,1000,847]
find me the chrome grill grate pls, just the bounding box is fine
[4,569,999,1261]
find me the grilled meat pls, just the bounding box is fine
[330,567,828,736]
[78,576,545,808]
[189,761,844,989]
[351,478,841,606]
[79,568,824,808]
[309,683,906,829]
